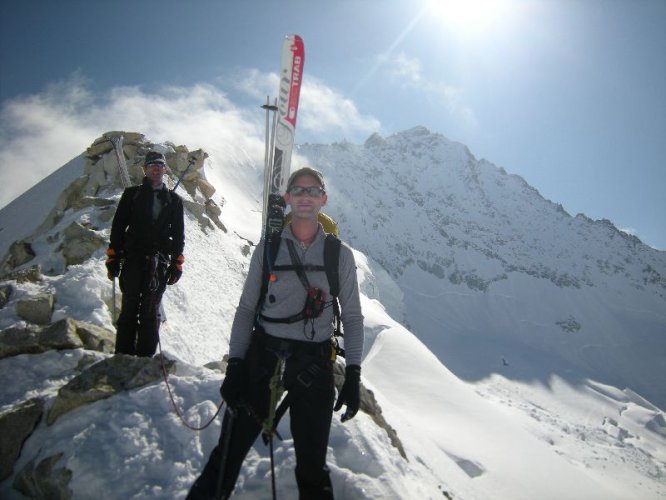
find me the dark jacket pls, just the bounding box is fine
[110,177,185,258]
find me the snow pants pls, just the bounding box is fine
[115,254,168,357]
[188,331,336,500]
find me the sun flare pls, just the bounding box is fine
[424,0,509,36]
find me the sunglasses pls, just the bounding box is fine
[145,163,166,168]
[288,185,324,197]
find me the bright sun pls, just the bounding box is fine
[424,0,509,36]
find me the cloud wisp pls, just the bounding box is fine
[386,52,478,129]
[0,72,381,209]
[230,69,381,143]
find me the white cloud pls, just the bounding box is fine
[387,52,478,128]
[299,76,381,142]
[230,69,381,143]
[0,72,381,208]
[390,53,423,85]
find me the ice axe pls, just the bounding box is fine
[172,156,197,192]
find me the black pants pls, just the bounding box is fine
[115,254,168,357]
[188,333,335,500]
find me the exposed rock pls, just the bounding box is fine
[168,147,206,182]
[31,175,89,238]
[70,196,116,211]
[0,325,42,358]
[365,132,387,148]
[0,264,43,283]
[0,318,115,360]
[333,362,407,460]
[96,205,116,224]
[0,398,45,481]
[86,131,146,159]
[61,221,106,266]
[198,178,216,200]
[16,292,54,325]
[0,283,13,308]
[40,318,115,353]
[1,240,36,273]
[205,200,227,232]
[183,200,215,232]
[13,453,72,500]
[205,354,228,373]
[46,354,176,425]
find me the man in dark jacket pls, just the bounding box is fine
[105,151,185,357]
[188,167,364,499]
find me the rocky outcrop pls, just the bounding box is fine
[333,361,407,460]
[0,284,12,308]
[0,132,220,278]
[47,354,175,425]
[16,292,54,325]
[1,241,36,272]
[0,339,176,492]
[13,453,72,500]
[0,318,115,360]
[60,221,106,266]
[0,264,42,283]
[0,398,45,481]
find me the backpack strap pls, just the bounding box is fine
[323,234,344,355]
[323,234,341,297]
[256,231,282,318]
[256,232,344,347]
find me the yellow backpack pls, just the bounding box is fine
[284,212,339,237]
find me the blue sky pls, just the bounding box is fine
[1,0,665,249]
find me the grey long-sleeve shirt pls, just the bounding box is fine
[228,224,365,366]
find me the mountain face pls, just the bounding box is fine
[0,128,664,499]
[298,126,666,408]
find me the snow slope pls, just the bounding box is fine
[0,130,664,499]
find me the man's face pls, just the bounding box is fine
[144,163,166,187]
[284,175,327,220]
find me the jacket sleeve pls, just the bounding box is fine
[228,241,265,359]
[337,243,365,366]
[109,188,134,252]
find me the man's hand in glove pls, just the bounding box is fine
[105,248,121,280]
[167,255,184,285]
[220,358,246,410]
[334,364,361,422]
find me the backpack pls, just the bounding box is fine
[257,231,344,357]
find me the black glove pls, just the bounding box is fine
[334,365,361,422]
[105,248,121,280]
[220,358,246,410]
[166,255,184,285]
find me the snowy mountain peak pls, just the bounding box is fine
[0,130,664,499]
[297,127,665,406]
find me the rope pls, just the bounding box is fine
[157,334,225,431]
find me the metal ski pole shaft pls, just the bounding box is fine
[112,277,117,324]
[261,98,278,233]
[172,156,196,192]
[269,436,277,500]
[214,408,236,500]
[268,97,278,171]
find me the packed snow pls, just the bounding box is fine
[0,131,664,499]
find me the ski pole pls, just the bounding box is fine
[112,277,117,324]
[172,156,196,192]
[261,98,278,233]
[214,408,236,500]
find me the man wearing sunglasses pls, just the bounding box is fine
[105,151,185,357]
[189,167,364,499]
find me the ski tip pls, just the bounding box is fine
[286,33,303,43]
